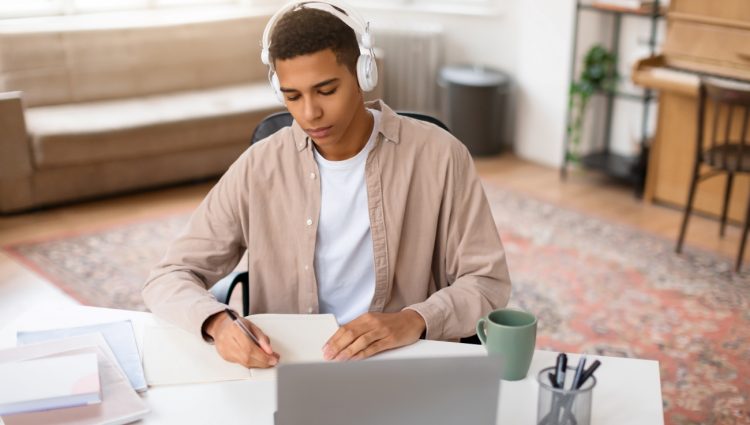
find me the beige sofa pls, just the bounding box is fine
[0,9,284,213]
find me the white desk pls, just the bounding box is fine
[0,306,664,424]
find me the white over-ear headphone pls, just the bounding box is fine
[261,0,378,103]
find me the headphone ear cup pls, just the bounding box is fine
[356,53,377,92]
[270,72,284,104]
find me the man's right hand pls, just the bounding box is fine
[204,311,280,368]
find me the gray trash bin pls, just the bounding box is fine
[439,65,511,156]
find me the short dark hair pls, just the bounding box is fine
[269,7,360,74]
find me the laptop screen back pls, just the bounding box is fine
[276,355,503,425]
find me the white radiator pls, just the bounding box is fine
[375,26,444,115]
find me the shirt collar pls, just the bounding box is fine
[291,99,401,152]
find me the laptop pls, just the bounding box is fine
[275,355,503,425]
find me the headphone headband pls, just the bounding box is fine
[261,0,378,101]
[261,0,372,67]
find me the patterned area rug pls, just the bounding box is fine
[4,184,750,424]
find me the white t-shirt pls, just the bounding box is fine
[313,109,381,325]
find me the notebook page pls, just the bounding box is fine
[249,314,339,380]
[142,325,252,386]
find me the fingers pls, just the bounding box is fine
[333,329,384,361]
[351,338,392,360]
[213,318,279,368]
[323,313,390,361]
[247,320,277,357]
[323,316,370,360]
[229,332,277,367]
[323,311,425,361]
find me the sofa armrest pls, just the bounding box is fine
[0,91,32,179]
[0,91,35,213]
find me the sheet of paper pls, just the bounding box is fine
[0,334,149,425]
[16,320,147,392]
[142,325,252,386]
[249,314,339,380]
[142,314,340,385]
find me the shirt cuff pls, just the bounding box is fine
[403,303,445,341]
[192,301,229,343]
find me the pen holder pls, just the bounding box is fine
[536,366,596,425]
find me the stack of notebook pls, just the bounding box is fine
[0,320,149,424]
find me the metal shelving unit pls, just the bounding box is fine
[561,1,664,195]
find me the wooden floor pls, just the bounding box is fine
[474,155,744,258]
[0,154,744,323]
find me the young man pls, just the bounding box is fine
[142,2,511,369]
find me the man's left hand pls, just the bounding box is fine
[322,310,426,361]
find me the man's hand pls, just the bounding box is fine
[204,311,280,368]
[322,310,426,361]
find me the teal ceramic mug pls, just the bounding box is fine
[476,308,537,381]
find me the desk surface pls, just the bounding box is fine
[0,306,664,425]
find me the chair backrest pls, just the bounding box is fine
[250,111,294,144]
[395,111,450,132]
[697,78,750,172]
[250,110,450,144]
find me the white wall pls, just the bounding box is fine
[364,0,661,168]
[512,0,575,167]
[364,6,518,76]
[364,0,575,167]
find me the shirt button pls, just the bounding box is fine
[310,172,316,179]
[306,218,313,226]
[304,265,309,271]
[308,307,314,314]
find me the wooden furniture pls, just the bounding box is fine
[632,0,750,222]
[0,305,665,424]
[677,79,750,271]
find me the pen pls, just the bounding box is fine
[548,372,559,389]
[571,356,586,390]
[224,308,261,347]
[551,353,568,425]
[575,360,601,390]
[555,353,568,388]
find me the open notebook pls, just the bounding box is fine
[142,314,339,386]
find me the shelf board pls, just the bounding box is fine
[592,89,657,102]
[580,2,665,17]
[580,151,641,182]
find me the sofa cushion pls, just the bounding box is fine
[25,83,281,168]
[0,9,269,107]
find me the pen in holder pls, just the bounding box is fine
[536,366,596,425]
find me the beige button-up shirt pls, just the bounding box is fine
[142,100,511,341]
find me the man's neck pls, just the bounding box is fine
[316,106,374,161]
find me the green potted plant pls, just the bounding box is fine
[567,44,618,163]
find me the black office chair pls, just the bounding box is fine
[210,110,479,344]
[250,110,449,143]
[676,78,750,272]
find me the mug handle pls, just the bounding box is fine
[476,318,487,345]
